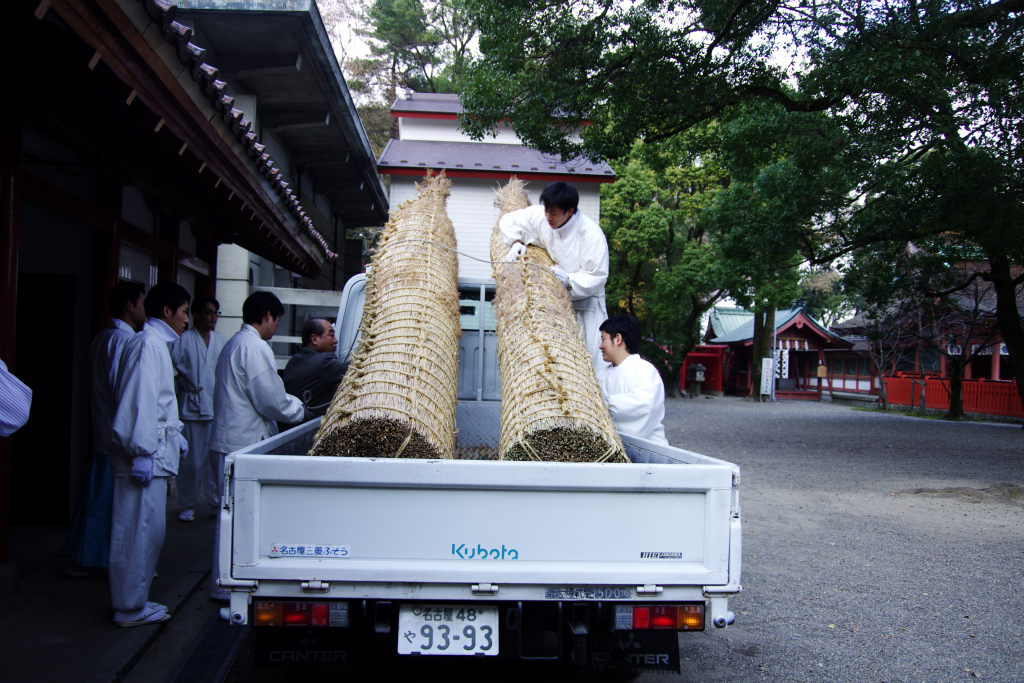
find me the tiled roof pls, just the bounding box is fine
[134,0,335,259]
[378,139,615,180]
[711,307,851,346]
[707,306,754,339]
[391,93,462,115]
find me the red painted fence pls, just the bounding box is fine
[883,375,1024,418]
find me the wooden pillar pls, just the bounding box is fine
[992,345,1001,380]
[0,106,23,564]
[92,178,121,333]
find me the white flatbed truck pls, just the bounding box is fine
[216,276,741,676]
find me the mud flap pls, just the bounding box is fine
[589,630,680,674]
[253,628,360,670]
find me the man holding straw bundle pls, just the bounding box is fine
[500,181,609,377]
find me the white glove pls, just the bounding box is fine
[178,434,189,460]
[506,243,527,262]
[551,265,570,288]
[130,456,153,486]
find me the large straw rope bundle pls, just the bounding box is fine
[489,179,627,463]
[310,172,461,459]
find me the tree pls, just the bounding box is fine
[346,0,477,98]
[799,269,850,328]
[846,242,1008,419]
[460,0,1024,422]
[915,274,1002,420]
[599,131,729,394]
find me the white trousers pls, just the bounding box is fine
[209,450,230,600]
[576,304,608,380]
[109,475,166,619]
[177,420,216,509]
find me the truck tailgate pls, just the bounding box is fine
[227,452,736,588]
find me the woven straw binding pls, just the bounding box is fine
[310,171,461,459]
[489,178,626,463]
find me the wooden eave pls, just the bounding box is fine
[38,0,335,276]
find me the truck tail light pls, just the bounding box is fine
[614,604,704,631]
[254,601,349,627]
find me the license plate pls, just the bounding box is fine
[397,604,499,656]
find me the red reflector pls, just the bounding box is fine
[312,603,329,627]
[633,606,650,629]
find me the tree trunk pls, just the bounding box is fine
[878,377,889,410]
[762,305,776,402]
[946,361,965,420]
[984,255,1024,429]
[665,364,681,398]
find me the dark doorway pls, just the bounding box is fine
[11,274,76,524]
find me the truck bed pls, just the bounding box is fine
[220,404,741,620]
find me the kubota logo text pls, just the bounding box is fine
[452,544,519,560]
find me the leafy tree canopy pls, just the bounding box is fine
[600,129,729,378]
[461,0,1023,170]
[461,0,1024,415]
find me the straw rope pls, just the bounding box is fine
[310,171,461,459]
[489,178,627,463]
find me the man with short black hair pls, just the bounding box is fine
[209,291,304,600]
[108,282,191,627]
[500,181,610,376]
[282,318,345,419]
[171,295,227,523]
[65,281,146,576]
[597,313,669,446]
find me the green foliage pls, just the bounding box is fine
[798,269,849,328]
[599,131,728,374]
[353,0,478,96]
[462,0,1024,412]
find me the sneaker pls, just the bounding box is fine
[178,509,194,523]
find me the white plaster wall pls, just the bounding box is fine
[390,176,604,281]
[399,117,522,144]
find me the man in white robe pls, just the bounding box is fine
[499,181,609,377]
[209,291,305,600]
[0,358,32,437]
[597,314,669,446]
[65,281,146,575]
[108,283,190,627]
[171,295,227,522]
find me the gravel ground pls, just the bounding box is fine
[221,396,1022,683]
[652,396,1024,683]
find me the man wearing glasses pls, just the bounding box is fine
[170,295,227,523]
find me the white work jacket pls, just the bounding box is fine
[499,205,609,308]
[171,327,227,421]
[209,324,305,455]
[109,318,184,476]
[600,354,669,446]
[499,205,610,372]
[0,359,32,438]
[89,318,136,453]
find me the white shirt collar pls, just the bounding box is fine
[111,318,136,334]
[561,210,581,235]
[144,318,180,344]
